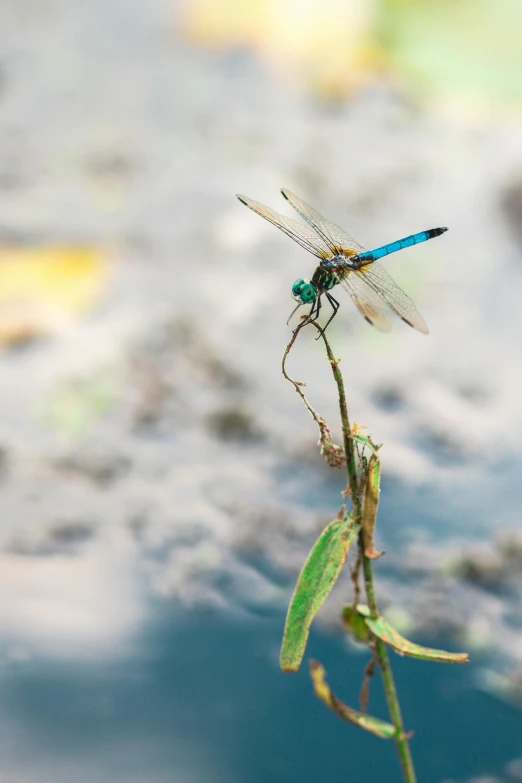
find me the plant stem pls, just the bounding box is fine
[318,330,359,507]
[374,638,416,783]
[317,326,417,783]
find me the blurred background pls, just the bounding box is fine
[0,0,521,781]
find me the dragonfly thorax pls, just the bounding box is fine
[291,278,317,304]
[323,254,363,270]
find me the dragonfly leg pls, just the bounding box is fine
[314,293,339,339]
[294,295,321,333]
[325,293,339,326]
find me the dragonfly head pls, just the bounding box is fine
[291,278,317,304]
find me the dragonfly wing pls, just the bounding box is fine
[281,189,365,256]
[335,269,392,333]
[237,194,332,260]
[355,261,429,334]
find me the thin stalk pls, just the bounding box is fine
[316,328,359,506]
[317,325,417,783]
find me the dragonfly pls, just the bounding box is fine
[236,189,448,334]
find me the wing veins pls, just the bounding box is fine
[281,189,365,255]
[355,261,429,334]
[334,268,392,332]
[236,194,331,259]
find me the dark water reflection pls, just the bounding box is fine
[2,607,521,783]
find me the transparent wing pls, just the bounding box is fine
[281,189,365,256]
[237,194,332,260]
[356,261,429,334]
[335,269,392,333]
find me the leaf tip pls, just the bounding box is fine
[364,545,385,559]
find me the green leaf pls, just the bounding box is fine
[280,516,360,672]
[341,605,371,644]
[351,432,381,457]
[309,660,398,739]
[361,454,383,559]
[359,607,469,664]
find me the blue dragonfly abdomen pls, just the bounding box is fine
[355,227,447,264]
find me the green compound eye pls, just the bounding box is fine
[291,279,316,304]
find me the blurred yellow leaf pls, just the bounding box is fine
[181,0,522,109]
[0,246,107,348]
[180,0,383,100]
